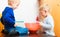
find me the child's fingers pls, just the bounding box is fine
[14,23,18,27]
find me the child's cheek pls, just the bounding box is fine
[41,11,46,16]
[9,2,14,6]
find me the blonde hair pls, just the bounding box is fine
[8,0,20,5]
[39,4,50,12]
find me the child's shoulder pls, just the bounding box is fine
[5,6,13,10]
[48,14,53,18]
[46,13,54,21]
[3,6,13,12]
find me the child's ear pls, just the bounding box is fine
[9,1,14,6]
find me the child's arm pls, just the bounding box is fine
[1,7,15,26]
[39,17,54,30]
[3,15,15,25]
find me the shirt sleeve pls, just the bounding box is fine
[39,17,54,30]
[2,7,15,26]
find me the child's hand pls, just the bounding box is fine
[14,23,18,27]
[37,21,45,33]
[36,16,40,21]
[36,21,43,27]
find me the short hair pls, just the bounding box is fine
[39,4,50,12]
[8,0,20,5]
